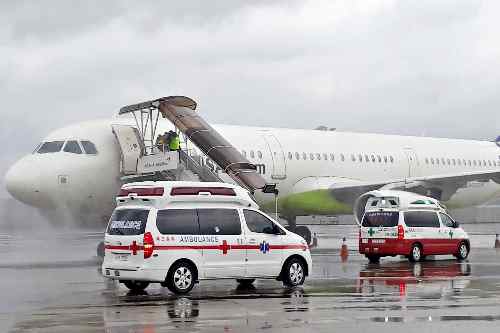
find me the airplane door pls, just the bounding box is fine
[262,133,286,180]
[403,148,420,178]
[111,125,144,175]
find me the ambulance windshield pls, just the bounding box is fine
[107,209,149,235]
[362,211,399,227]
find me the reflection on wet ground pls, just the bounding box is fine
[2,227,500,332]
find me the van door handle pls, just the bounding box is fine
[248,239,257,244]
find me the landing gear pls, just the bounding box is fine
[97,241,105,258]
[285,216,312,245]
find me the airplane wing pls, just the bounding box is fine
[329,169,500,204]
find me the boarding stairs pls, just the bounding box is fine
[114,96,276,194]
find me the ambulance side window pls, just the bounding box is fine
[156,209,199,234]
[243,210,283,235]
[439,213,456,228]
[198,209,241,235]
[404,211,440,228]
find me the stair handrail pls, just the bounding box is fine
[179,149,222,182]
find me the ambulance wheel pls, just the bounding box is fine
[366,255,380,264]
[123,280,149,292]
[455,242,469,261]
[282,258,306,287]
[236,279,255,286]
[295,226,312,245]
[167,261,196,294]
[408,243,423,262]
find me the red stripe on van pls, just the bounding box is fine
[105,243,308,254]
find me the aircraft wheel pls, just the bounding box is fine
[295,226,312,245]
[97,241,105,258]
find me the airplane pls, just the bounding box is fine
[4,96,500,244]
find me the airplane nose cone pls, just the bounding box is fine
[5,156,53,208]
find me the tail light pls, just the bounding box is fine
[397,225,405,240]
[143,232,154,259]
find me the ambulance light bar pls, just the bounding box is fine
[118,187,165,197]
[170,187,236,196]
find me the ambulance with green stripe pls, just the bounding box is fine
[358,190,470,263]
[102,181,311,294]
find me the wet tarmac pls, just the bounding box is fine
[1,224,500,332]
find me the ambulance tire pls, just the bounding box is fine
[166,261,196,294]
[408,243,423,262]
[366,255,380,264]
[123,280,150,292]
[236,279,255,286]
[295,226,312,246]
[455,242,469,261]
[282,257,306,287]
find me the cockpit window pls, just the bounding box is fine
[63,140,82,154]
[81,140,98,154]
[37,141,65,154]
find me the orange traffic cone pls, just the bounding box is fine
[340,237,349,262]
[495,234,500,249]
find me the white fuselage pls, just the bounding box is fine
[5,117,500,226]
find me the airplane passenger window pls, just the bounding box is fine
[364,154,369,162]
[330,153,335,161]
[316,153,321,160]
[483,160,486,166]
[340,154,345,162]
[390,156,394,163]
[425,158,429,164]
[436,158,439,165]
[441,158,445,165]
[295,152,300,160]
[452,159,456,165]
[242,150,246,157]
[323,153,328,160]
[371,155,376,162]
[288,152,293,160]
[250,150,255,158]
[257,151,263,159]
[377,155,382,163]
[457,159,461,166]
[310,153,315,160]
[63,140,82,154]
[430,158,434,164]
[358,154,363,162]
[384,156,388,163]
[473,160,476,166]
[37,141,65,154]
[351,154,355,162]
[447,158,450,165]
[302,152,307,160]
[81,141,98,154]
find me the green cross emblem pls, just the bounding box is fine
[368,228,375,236]
[449,230,454,239]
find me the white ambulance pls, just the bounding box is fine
[358,190,470,263]
[102,181,311,294]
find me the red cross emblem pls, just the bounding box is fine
[129,241,138,255]
[219,240,230,255]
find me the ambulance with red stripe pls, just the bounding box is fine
[358,190,470,263]
[102,181,311,294]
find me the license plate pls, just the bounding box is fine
[372,239,385,244]
[115,254,130,261]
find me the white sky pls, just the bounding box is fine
[1,0,500,197]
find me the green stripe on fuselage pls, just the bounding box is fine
[261,189,352,216]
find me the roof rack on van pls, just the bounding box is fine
[116,181,259,209]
